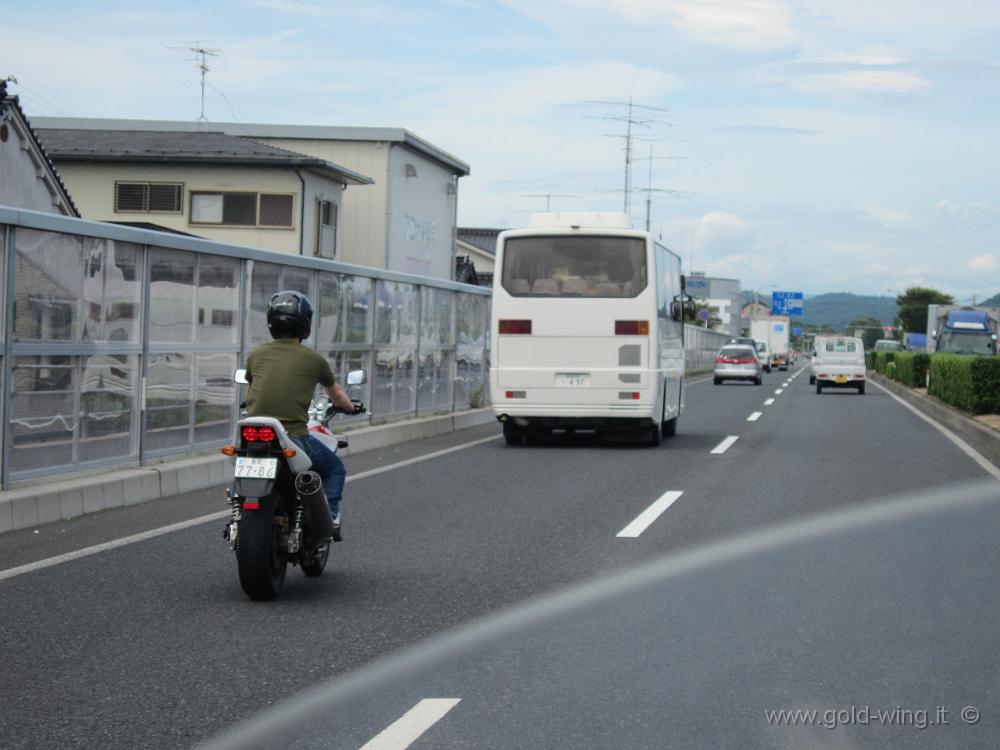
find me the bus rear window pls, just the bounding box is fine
[501,236,647,298]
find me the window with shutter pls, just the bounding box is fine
[148,183,183,212]
[115,182,183,213]
[115,183,148,212]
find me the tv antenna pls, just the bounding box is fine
[521,193,578,211]
[633,143,696,231]
[583,96,672,216]
[169,42,222,121]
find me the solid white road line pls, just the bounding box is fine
[0,434,503,582]
[870,380,1000,481]
[764,398,775,406]
[349,435,501,482]
[360,699,462,750]
[747,412,762,422]
[617,491,684,538]
[711,436,740,454]
[0,512,229,582]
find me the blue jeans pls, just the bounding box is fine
[298,435,346,519]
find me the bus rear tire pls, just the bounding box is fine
[661,416,678,438]
[648,424,662,447]
[502,423,524,446]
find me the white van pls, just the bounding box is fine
[811,336,866,395]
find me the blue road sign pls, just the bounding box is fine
[697,308,711,321]
[771,291,804,316]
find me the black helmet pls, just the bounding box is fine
[267,290,313,340]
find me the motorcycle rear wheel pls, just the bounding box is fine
[236,498,288,600]
[300,541,330,577]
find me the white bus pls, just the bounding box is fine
[490,212,694,446]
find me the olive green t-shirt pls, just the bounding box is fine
[245,340,336,436]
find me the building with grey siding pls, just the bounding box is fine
[685,273,742,336]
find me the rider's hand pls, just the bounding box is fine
[351,400,365,415]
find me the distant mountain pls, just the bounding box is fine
[798,293,899,329]
[741,291,898,330]
[980,292,1000,307]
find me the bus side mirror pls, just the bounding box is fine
[233,368,249,385]
[670,296,697,322]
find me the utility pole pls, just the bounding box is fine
[169,42,222,121]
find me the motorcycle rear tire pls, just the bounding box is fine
[300,543,330,577]
[236,499,287,601]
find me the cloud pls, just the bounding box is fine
[794,69,931,95]
[968,254,999,271]
[782,47,932,95]
[504,0,797,51]
[863,263,890,275]
[866,207,913,226]
[935,199,1000,221]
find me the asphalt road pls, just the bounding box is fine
[1,364,995,750]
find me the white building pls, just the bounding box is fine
[35,118,471,281]
[685,273,742,336]
[0,85,77,216]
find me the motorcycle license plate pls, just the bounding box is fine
[234,457,278,479]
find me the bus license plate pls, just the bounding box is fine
[234,457,278,479]
[555,373,590,387]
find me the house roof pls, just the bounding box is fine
[456,227,505,256]
[33,117,471,176]
[0,84,79,217]
[35,128,374,186]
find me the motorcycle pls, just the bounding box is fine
[222,369,367,601]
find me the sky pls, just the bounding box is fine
[3,0,1000,300]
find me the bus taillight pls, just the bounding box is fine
[499,319,532,334]
[615,320,649,335]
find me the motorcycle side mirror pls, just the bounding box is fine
[346,369,368,386]
[233,368,249,385]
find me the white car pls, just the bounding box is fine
[812,336,866,395]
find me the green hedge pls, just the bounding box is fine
[865,351,876,370]
[892,352,931,388]
[928,355,1000,414]
[874,351,896,374]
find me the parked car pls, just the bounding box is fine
[713,345,763,386]
[812,336,866,394]
[754,340,772,373]
[873,339,903,352]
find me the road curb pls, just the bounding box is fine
[870,373,1000,470]
[0,408,496,535]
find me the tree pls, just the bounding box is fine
[896,287,954,333]
[692,298,721,330]
[847,316,886,350]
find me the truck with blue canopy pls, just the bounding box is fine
[926,305,1000,356]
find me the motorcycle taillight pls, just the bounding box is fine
[241,425,276,443]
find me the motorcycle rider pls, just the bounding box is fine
[244,290,360,541]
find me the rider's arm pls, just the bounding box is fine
[325,382,356,413]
